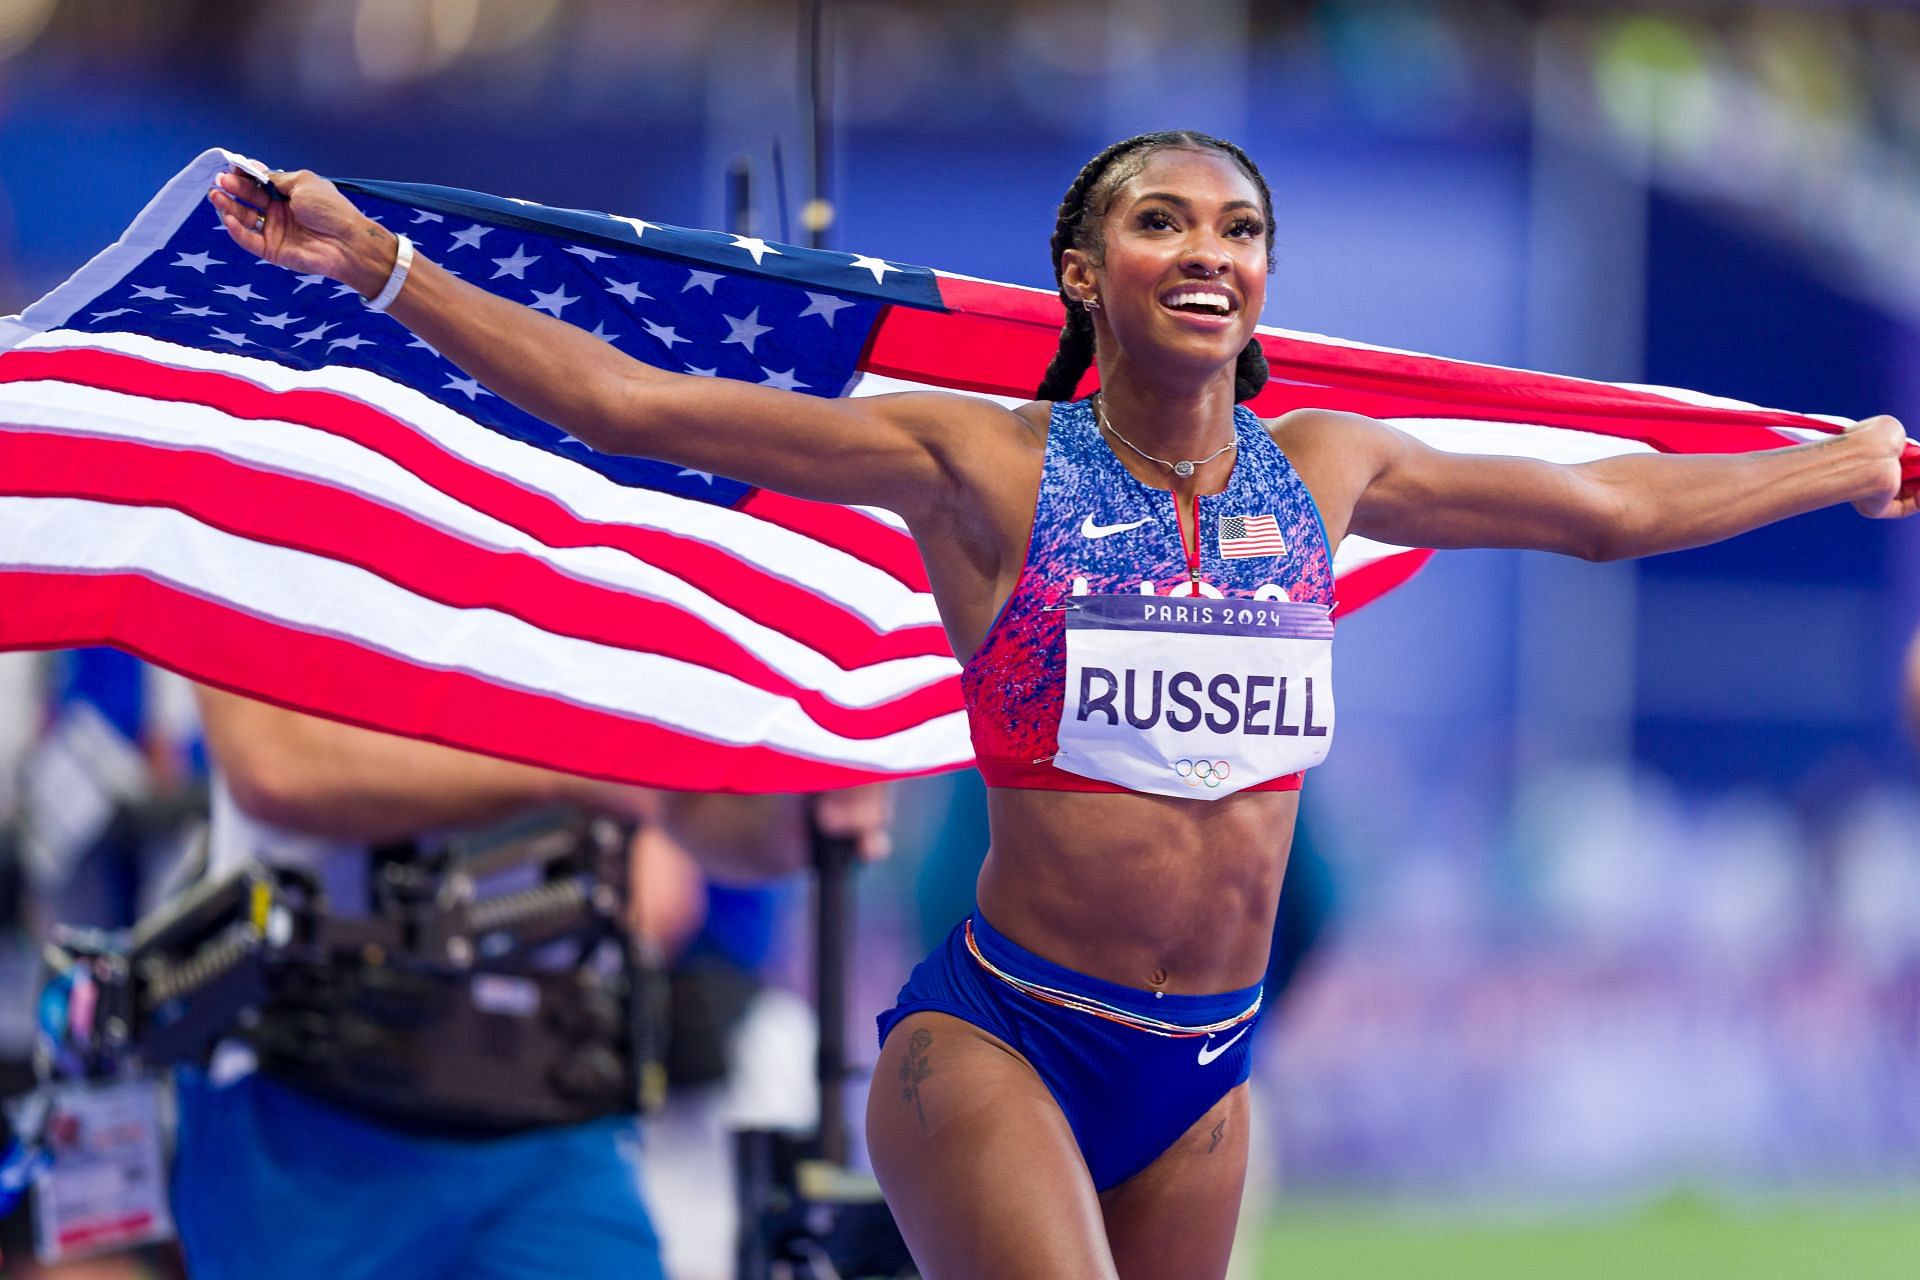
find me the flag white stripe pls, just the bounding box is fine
[1385,416,1662,464]
[847,369,1028,410]
[0,496,972,770]
[2,382,956,699]
[13,332,937,630]
[1334,535,1418,574]
[1325,415,1666,575]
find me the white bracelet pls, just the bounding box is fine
[364,233,415,313]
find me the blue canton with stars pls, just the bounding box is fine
[64,175,943,505]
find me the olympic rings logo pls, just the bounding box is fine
[1173,759,1231,788]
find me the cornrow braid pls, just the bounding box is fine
[1035,130,1277,404]
[1035,302,1097,404]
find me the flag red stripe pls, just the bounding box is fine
[934,275,1066,330]
[1332,548,1434,616]
[927,277,1847,446]
[737,489,930,592]
[0,570,939,791]
[874,301,1822,454]
[0,431,960,738]
[1255,333,1834,423]
[863,304,1054,399]
[1245,374,1812,456]
[0,347,944,669]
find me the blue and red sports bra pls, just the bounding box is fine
[960,397,1336,796]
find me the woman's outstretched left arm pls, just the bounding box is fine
[208,166,1020,524]
[1321,411,1916,560]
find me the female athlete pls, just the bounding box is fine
[211,130,1915,1280]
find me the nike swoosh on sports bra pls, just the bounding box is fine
[960,398,1336,795]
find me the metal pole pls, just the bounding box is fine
[798,0,850,1169]
[810,810,855,1166]
[799,0,833,251]
[726,155,754,238]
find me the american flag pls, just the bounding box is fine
[1219,513,1286,559]
[0,148,1884,792]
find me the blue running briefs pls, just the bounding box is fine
[876,913,1262,1191]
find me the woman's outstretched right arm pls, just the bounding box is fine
[209,166,1006,523]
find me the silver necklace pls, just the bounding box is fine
[1094,395,1236,479]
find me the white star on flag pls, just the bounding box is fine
[332,283,363,298]
[214,283,266,302]
[408,334,440,355]
[565,246,613,262]
[684,270,722,294]
[677,468,717,483]
[293,274,326,291]
[90,308,135,321]
[413,210,445,224]
[329,334,373,351]
[612,216,655,240]
[449,224,491,250]
[759,367,807,391]
[641,319,687,349]
[173,304,218,317]
[729,235,781,266]
[490,245,539,279]
[588,321,620,343]
[721,307,772,354]
[444,376,491,399]
[530,285,579,316]
[251,312,298,328]
[291,321,336,346]
[172,250,223,272]
[798,292,854,326]
[208,328,251,346]
[130,284,179,302]
[683,365,719,377]
[849,254,895,284]
[606,281,651,304]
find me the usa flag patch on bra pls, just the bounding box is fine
[1219,514,1286,558]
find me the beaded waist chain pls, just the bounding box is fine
[962,919,1262,1039]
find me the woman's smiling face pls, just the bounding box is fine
[1061,146,1270,383]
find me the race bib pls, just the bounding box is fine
[1053,595,1333,799]
[32,1078,174,1263]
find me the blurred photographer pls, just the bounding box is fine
[168,686,887,1280]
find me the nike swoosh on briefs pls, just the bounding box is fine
[1080,515,1151,539]
[1196,1026,1251,1066]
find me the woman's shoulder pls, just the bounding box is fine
[1013,398,1052,444]
[1262,406,1402,466]
[1260,407,1399,520]
[869,388,1048,456]
[1260,406,1382,443]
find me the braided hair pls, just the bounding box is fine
[1035,130,1275,404]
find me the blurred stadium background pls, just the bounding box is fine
[2,1,1918,1276]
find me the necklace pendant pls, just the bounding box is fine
[1173,460,1195,477]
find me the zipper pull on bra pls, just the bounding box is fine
[1185,492,1202,586]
